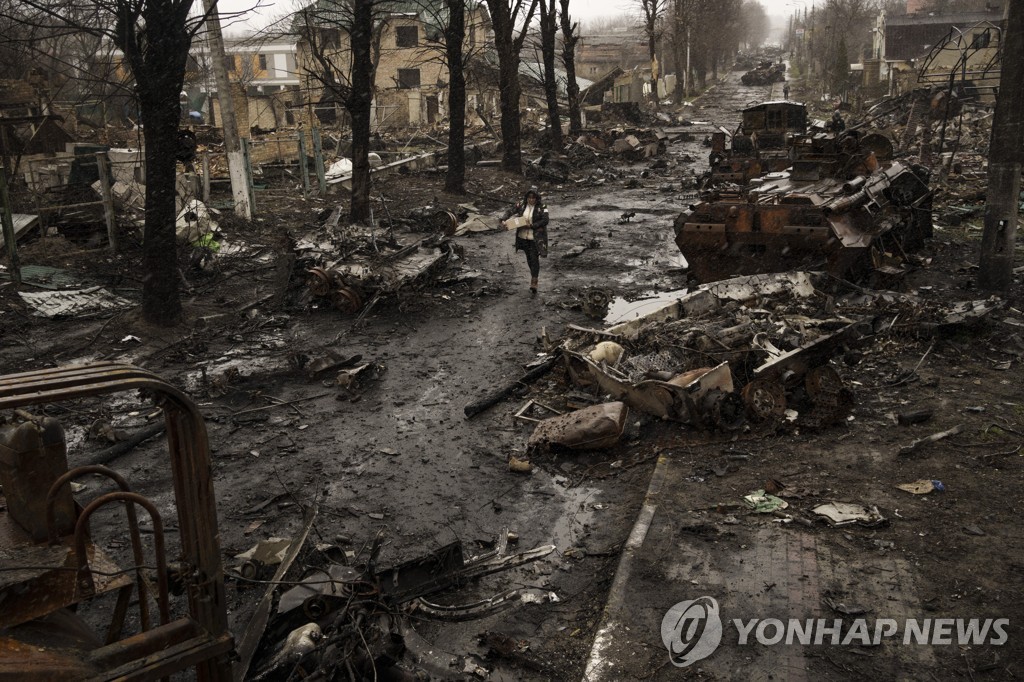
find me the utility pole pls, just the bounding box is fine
[202,0,253,219]
[978,2,1023,290]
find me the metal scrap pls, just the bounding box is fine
[18,287,133,318]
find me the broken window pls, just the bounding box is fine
[398,68,421,89]
[396,25,418,47]
[258,54,268,71]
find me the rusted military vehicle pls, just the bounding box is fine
[675,159,933,284]
[741,60,786,86]
[708,101,809,185]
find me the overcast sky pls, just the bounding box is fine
[214,0,818,35]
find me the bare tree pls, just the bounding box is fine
[484,0,539,172]
[558,0,582,136]
[408,0,492,194]
[538,0,561,150]
[1,0,205,325]
[638,0,665,104]
[667,0,741,94]
[796,0,876,96]
[297,0,386,223]
[739,0,769,50]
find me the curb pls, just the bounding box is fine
[581,454,671,681]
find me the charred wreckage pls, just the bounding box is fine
[679,101,934,285]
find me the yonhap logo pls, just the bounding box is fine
[660,596,723,667]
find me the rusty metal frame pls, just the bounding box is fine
[0,362,232,681]
[916,21,1003,85]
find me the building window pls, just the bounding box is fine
[258,54,268,71]
[225,55,236,72]
[396,25,418,47]
[398,68,421,88]
[971,29,991,49]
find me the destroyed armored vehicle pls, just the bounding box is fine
[675,161,933,284]
[303,232,459,314]
[296,206,463,315]
[709,101,810,185]
[741,61,786,86]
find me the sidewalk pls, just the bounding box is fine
[583,452,934,681]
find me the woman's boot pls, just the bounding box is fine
[530,277,538,295]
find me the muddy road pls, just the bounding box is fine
[0,71,770,681]
[4,66,1019,682]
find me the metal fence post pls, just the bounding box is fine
[297,131,310,200]
[96,152,117,252]
[202,152,211,204]
[312,127,326,197]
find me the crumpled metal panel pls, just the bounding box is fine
[18,287,132,318]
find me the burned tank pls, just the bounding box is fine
[708,101,809,186]
[675,161,933,284]
[741,60,786,86]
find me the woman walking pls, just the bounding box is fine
[501,186,549,295]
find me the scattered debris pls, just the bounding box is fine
[896,479,945,495]
[897,424,964,456]
[508,456,533,473]
[527,402,629,452]
[464,355,558,419]
[897,409,934,426]
[812,502,887,528]
[743,489,789,513]
[18,287,133,318]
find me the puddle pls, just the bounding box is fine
[549,481,604,551]
[604,288,691,326]
[624,254,688,269]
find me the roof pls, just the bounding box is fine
[519,62,594,97]
[742,101,807,112]
[293,0,487,33]
[884,9,1005,61]
[886,9,1004,27]
[0,80,38,108]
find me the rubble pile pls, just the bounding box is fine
[856,90,1001,233]
[493,272,1003,467]
[236,526,555,681]
[296,210,463,315]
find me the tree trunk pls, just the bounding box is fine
[138,99,182,326]
[539,0,562,151]
[445,0,466,194]
[496,40,523,172]
[647,31,659,105]
[558,0,582,137]
[121,0,195,326]
[348,0,374,223]
[979,1,1024,290]
[486,0,538,173]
